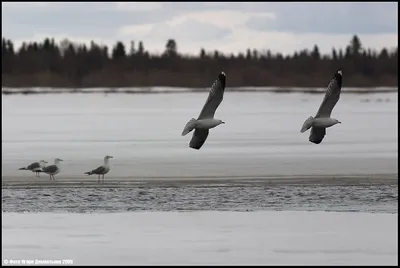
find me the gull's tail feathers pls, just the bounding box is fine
[84,171,93,175]
[182,118,197,136]
[18,167,27,170]
[301,116,314,133]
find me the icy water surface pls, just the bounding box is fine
[2,90,398,213]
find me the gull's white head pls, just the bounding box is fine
[55,158,63,164]
[337,70,342,76]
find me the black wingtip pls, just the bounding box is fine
[218,71,226,89]
[333,69,343,88]
[309,138,323,144]
[189,145,201,150]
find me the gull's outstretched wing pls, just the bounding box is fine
[315,70,343,118]
[309,126,326,144]
[197,72,226,120]
[189,129,209,150]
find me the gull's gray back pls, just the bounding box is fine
[91,166,107,175]
[315,71,343,118]
[26,162,40,170]
[197,73,226,120]
[43,165,58,173]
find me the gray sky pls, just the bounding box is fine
[2,2,398,56]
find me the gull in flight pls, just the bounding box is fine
[84,155,113,183]
[181,71,227,150]
[40,158,63,180]
[301,69,343,144]
[19,160,48,177]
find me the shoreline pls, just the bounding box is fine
[2,173,398,188]
[2,86,398,95]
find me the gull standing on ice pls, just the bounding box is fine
[300,70,343,144]
[181,71,227,150]
[40,158,63,180]
[19,160,48,177]
[84,155,113,183]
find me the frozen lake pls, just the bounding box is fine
[2,90,398,213]
[2,91,398,180]
[2,90,398,265]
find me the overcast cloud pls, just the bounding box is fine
[2,2,398,55]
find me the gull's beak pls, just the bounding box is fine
[338,121,341,124]
[109,156,114,158]
[45,161,48,164]
[59,159,63,161]
[222,121,225,124]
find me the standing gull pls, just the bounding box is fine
[300,69,343,144]
[40,158,63,180]
[181,71,227,150]
[84,155,113,183]
[19,160,48,177]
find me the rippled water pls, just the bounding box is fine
[2,181,398,213]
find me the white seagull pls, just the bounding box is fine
[19,160,48,177]
[84,155,113,183]
[301,69,343,144]
[40,158,63,180]
[181,71,227,150]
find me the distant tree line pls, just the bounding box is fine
[1,35,398,88]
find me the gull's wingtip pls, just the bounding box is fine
[218,71,226,87]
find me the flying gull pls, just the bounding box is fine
[40,158,63,180]
[181,71,226,150]
[300,69,343,144]
[84,155,113,183]
[19,160,48,177]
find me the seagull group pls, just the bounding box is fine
[18,69,343,183]
[19,156,113,183]
[182,69,343,148]
[19,158,63,180]
[18,160,48,177]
